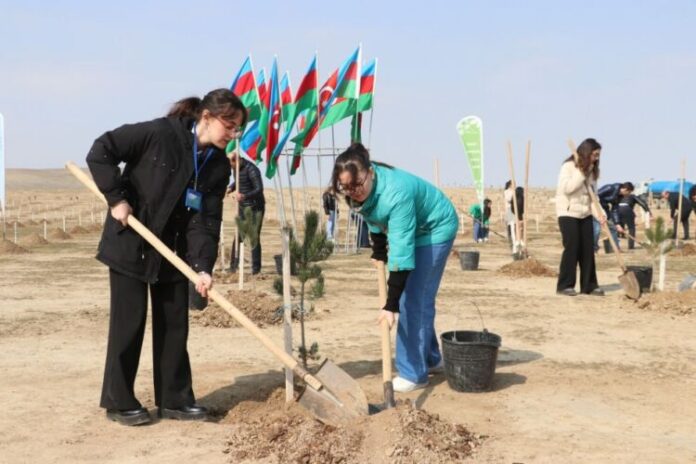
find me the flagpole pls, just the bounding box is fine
[285,151,298,230]
[367,58,378,150]
[300,152,309,217]
[316,53,323,204]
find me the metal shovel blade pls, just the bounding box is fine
[619,271,641,300]
[298,359,369,426]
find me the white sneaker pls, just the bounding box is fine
[392,376,428,392]
[428,360,444,374]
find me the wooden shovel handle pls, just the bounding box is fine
[565,141,627,272]
[376,261,393,382]
[65,162,323,391]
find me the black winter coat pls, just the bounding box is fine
[86,117,231,283]
[229,158,265,211]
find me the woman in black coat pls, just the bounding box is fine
[86,88,246,425]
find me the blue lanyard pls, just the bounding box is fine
[192,122,213,190]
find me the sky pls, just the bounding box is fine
[1,0,695,188]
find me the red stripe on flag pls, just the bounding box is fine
[233,72,256,96]
[360,75,374,95]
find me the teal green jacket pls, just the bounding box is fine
[468,204,490,225]
[356,163,459,271]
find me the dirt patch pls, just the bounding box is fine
[48,228,72,240]
[20,233,49,247]
[223,391,481,464]
[0,240,29,255]
[671,243,696,257]
[633,289,696,316]
[69,225,90,234]
[497,257,557,278]
[190,288,284,328]
[87,223,103,232]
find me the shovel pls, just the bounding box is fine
[375,260,396,409]
[566,142,641,300]
[66,162,368,426]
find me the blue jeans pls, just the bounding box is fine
[592,218,620,252]
[395,239,454,384]
[473,221,488,241]
[326,211,336,240]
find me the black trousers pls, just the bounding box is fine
[671,214,690,240]
[618,208,637,249]
[230,208,264,273]
[557,216,599,293]
[100,270,194,410]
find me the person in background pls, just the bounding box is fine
[556,138,604,297]
[86,89,246,425]
[228,152,265,274]
[322,189,338,241]
[596,182,623,252]
[615,182,650,249]
[504,181,524,249]
[661,190,692,240]
[469,199,492,243]
[330,143,458,392]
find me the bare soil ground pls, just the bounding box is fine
[1,172,695,463]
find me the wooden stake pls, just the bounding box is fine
[238,242,245,290]
[14,221,18,244]
[506,141,522,252]
[281,226,294,403]
[433,158,441,188]
[523,141,531,246]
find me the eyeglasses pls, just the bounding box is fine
[338,173,370,194]
[215,116,243,137]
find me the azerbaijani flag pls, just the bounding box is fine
[229,55,261,122]
[351,58,377,143]
[290,67,338,162]
[263,58,281,179]
[279,72,295,125]
[276,55,319,174]
[240,68,267,161]
[320,46,361,129]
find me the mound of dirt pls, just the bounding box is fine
[87,223,103,232]
[48,228,72,240]
[222,391,481,464]
[69,225,90,234]
[0,240,29,255]
[20,233,49,246]
[634,290,696,316]
[190,288,284,328]
[498,257,557,278]
[671,243,696,257]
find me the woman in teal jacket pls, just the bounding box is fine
[330,143,459,392]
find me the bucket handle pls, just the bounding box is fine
[453,300,488,343]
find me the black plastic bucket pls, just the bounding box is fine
[274,254,297,276]
[626,265,653,292]
[440,330,501,392]
[459,250,480,271]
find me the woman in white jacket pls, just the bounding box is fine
[555,138,604,296]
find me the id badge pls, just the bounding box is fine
[185,188,203,211]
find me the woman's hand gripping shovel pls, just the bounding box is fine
[566,141,641,299]
[66,162,368,426]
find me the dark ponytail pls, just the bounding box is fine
[167,88,248,126]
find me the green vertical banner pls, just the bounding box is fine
[456,115,484,204]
